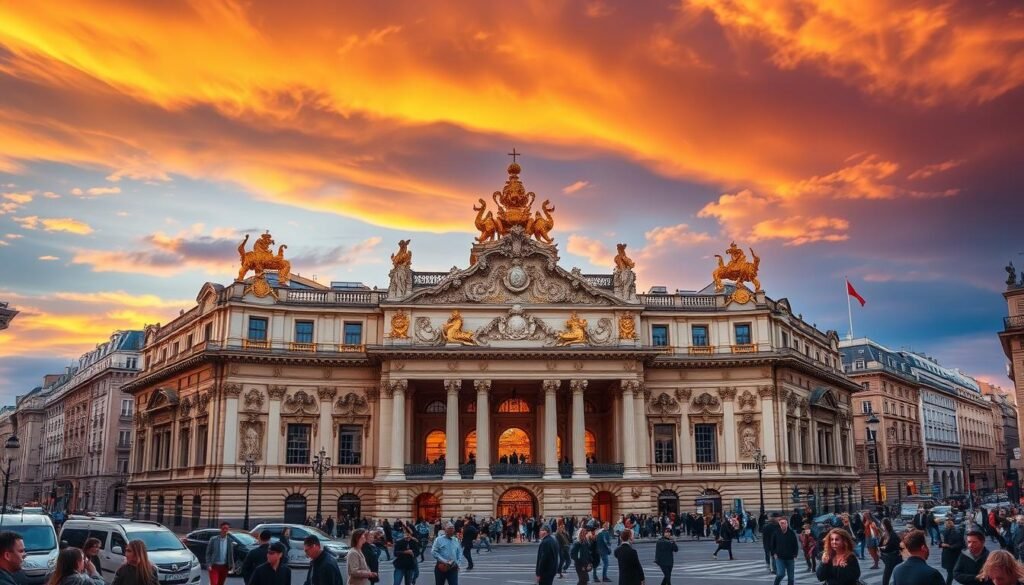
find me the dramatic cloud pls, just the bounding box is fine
[562,181,590,194]
[71,186,121,196]
[11,215,94,234]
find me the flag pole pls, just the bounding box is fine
[845,276,854,340]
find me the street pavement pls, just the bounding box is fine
[202,537,950,585]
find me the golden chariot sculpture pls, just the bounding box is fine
[473,152,556,244]
[237,232,291,298]
[712,242,762,305]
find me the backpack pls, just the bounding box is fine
[417,524,429,537]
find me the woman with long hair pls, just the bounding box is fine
[979,550,1024,585]
[345,529,378,585]
[878,518,903,585]
[112,541,158,585]
[46,548,104,585]
[816,528,861,585]
[278,527,291,566]
[863,513,880,569]
[570,528,593,585]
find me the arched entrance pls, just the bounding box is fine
[337,493,361,522]
[425,430,446,463]
[284,494,307,524]
[696,489,722,517]
[465,430,477,462]
[657,490,679,517]
[591,491,614,523]
[414,493,441,522]
[497,428,531,463]
[497,488,537,519]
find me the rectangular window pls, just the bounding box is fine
[861,401,872,414]
[121,399,133,417]
[653,424,676,464]
[734,323,752,345]
[118,430,131,447]
[195,425,208,467]
[248,317,268,341]
[691,325,709,347]
[337,425,363,465]
[185,334,193,349]
[286,424,312,465]
[126,357,138,370]
[343,322,363,346]
[295,321,314,344]
[781,330,790,348]
[651,325,669,347]
[178,429,190,468]
[135,438,145,472]
[204,322,213,341]
[117,458,129,473]
[694,424,717,463]
[172,342,179,356]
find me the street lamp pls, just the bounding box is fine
[866,414,882,510]
[1,435,21,522]
[310,448,331,526]
[240,457,259,530]
[965,453,973,512]
[753,448,768,516]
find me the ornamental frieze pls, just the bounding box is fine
[647,392,680,415]
[737,391,757,411]
[282,390,318,415]
[239,416,265,461]
[243,389,265,411]
[334,393,369,418]
[691,392,721,414]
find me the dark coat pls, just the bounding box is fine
[111,565,158,585]
[570,540,593,568]
[941,528,964,571]
[654,537,677,567]
[613,543,645,585]
[762,521,779,552]
[953,548,990,584]
[241,544,270,584]
[361,542,379,584]
[912,513,928,531]
[597,530,613,555]
[771,528,800,560]
[304,550,343,585]
[892,556,944,585]
[536,535,560,579]
[462,524,479,548]
[249,563,291,585]
[393,537,419,571]
[204,535,238,568]
[0,569,17,585]
[815,554,861,585]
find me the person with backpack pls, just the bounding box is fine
[570,528,594,585]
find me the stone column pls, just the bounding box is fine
[223,384,242,471]
[543,380,560,479]
[634,386,649,476]
[571,380,589,478]
[677,389,693,467]
[318,386,337,465]
[387,380,408,480]
[621,380,642,478]
[474,380,492,480]
[720,387,737,470]
[375,383,393,480]
[759,386,778,463]
[444,379,461,480]
[267,386,286,468]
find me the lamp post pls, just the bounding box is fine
[1,435,21,523]
[753,448,768,516]
[965,453,973,512]
[866,414,882,511]
[240,457,259,530]
[310,448,331,526]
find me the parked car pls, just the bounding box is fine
[248,524,349,566]
[929,505,965,525]
[182,529,259,574]
[0,511,58,585]
[60,517,202,585]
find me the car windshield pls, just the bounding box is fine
[303,526,337,542]
[232,532,257,546]
[6,525,56,553]
[933,506,951,513]
[126,530,185,552]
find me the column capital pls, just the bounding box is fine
[444,379,461,395]
[758,385,776,399]
[474,379,492,394]
[384,379,408,399]
[542,379,561,394]
[317,386,338,401]
[621,379,640,395]
[570,379,588,394]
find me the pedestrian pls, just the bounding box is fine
[654,528,677,585]
[393,527,419,585]
[816,529,861,585]
[346,529,379,585]
[241,531,272,585]
[891,530,943,585]
[799,524,817,573]
[248,543,290,585]
[535,526,559,585]
[431,522,462,585]
[46,548,105,585]
[279,528,292,567]
[570,528,593,585]
[762,514,779,574]
[112,541,159,585]
[978,549,1024,585]
[953,529,990,584]
[462,519,478,571]
[361,530,380,585]
[879,518,903,585]
[302,535,343,585]
[325,516,335,539]
[711,514,735,560]
[613,529,644,585]
[82,538,102,578]
[556,523,571,578]
[940,519,964,585]
[593,522,612,583]
[374,528,391,562]
[770,518,799,585]
[0,532,25,585]
[864,514,880,569]
[203,522,236,585]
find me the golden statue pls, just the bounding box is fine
[556,311,588,346]
[525,200,555,244]
[389,310,410,339]
[473,199,500,242]
[237,232,291,285]
[442,310,476,345]
[472,153,558,244]
[614,243,635,271]
[618,314,637,340]
[712,242,761,293]
[613,243,637,301]
[388,239,413,298]
[391,239,412,268]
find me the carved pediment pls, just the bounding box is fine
[334,392,369,417]
[146,388,179,413]
[691,392,721,414]
[282,390,318,415]
[648,392,680,415]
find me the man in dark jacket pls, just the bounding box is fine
[654,529,678,585]
[249,543,291,585]
[594,524,613,583]
[362,531,381,584]
[303,536,343,585]
[939,520,964,585]
[953,530,989,584]
[762,514,780,575]
[614,529,645,585]
[241,531,272,585]
[535,527,560,585]
[913,507,928,532]
[893,530,944,585]
[770,518,799,585]
[0,532,24,585]
[462,520,479,571]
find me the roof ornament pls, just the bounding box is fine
[472,152,556,244]
[388,239,413,298]
[237,232,290,298]
[712,242,761,305]
[613,243,637,301]
[1006,261,1016,287]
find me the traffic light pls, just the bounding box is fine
[873,485,888,502]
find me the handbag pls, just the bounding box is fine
[435,562,452,573]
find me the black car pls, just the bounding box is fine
[182,530,258,575]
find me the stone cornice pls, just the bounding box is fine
[651,349,861,393]
[365,345,665,362]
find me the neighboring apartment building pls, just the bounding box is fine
[979,380,1022,500]
[0,301,16,330]
[1000,265,1024,450]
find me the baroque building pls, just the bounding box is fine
[1001,264,1024,460]
[124,159,859,528]
[0,300,16,330]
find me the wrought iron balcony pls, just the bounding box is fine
[459,463,476,479]
[1005,315,1024,330]
[489,463,544,478]
[586,463,624,477]
[558,462,573,478]
[404,463,444,478]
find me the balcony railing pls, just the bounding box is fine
[404,463,444,478]
[283,464,311,476]
[289,342,317,352]
[689,346,713,355]
[337,343,365,353]
[489,463,544,478]
[586,463,624,477]
[558,462,573,478]
[654,463,679,474]
[244,339,270,350]
[333,464,364,477]
[459,463,476,479]
[731,344,756,354]
[696,462,721,472]
[1005,315,1024,330]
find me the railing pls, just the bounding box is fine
[637,294,719,309]
[1005,315,1024,330]
[740,462,760,471]
[489,463,544,478]
[244,339,270,350]
[459,463,476,479]
[689,346,713,355]
[654,463,679,474]
[582,274,613,289]
[586,463,624,477]
[336,344,366,353]
[333,464,364,477]
[283,464,310,476]
[696,463,721,472]
[289,342,317,352]
[287,290,329,303]
[558,462,573,478]
[280,289,386,305]
[413,272,448,287]
[731,344,756,354]
[405,463,445,478]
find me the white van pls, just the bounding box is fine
[0,512,58,585]
[59,518,201,585]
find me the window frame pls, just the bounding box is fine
[247,317,269,341]
[286,423,312,465]
[343,322,363,346]
[694,423,718,463]
[651,324,669,347]
[734,323,752,346]
[691,325,709,347]
[294,320,315,344]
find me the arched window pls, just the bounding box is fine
[498,399,531,413]
[497,428,531,462]
[585,430,597,460]
[592,491,614,523]
[464,430,477,462]
[424,401,446,414]
[425,430,446,463]
[338,493,361,521]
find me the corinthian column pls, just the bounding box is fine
[621,380,642,478]
[443,379,461,480]
[634,385,649,476]
[474,380,492,480]
[386,379,408,481]
[571,380,589,478]
[543,380,560,480]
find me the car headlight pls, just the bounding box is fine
[190,559,199,569]
[47,558,57,569]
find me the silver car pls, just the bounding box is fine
[248,523,350,566]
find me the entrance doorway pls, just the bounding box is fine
[497,488,537,518]
[284,494,307,524]
[695,489,722,517]
[414,493,441,522]
[657,490,679,517]
[591,491,614,523]
[337,493,361,523]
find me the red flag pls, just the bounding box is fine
[847,280,866,306]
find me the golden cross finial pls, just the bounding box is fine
[508,148,521,164]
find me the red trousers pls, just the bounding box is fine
[209,565,229,585]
